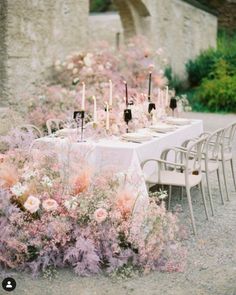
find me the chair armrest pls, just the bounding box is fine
[141,158,185,170]
[161,147,189,156]
[157,158,186,168]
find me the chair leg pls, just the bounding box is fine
[200,181,209,220]
[222,161,230,201]
[168,185,172,210]
[205,170,215,216]
[217,169,224,205]
[230,159,236,192]
[186,186,197,235]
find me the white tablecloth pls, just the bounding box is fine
[34,120,203,208]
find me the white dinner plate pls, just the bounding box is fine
[166,117,191,125]
[121,132,152,143]
[55,128,77,137]
[149,123,176,133]
[137,129,160,137]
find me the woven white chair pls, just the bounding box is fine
[18,124,42,138]
[46,119,64,135]
[218,121,236,201]
[141,137,209,235]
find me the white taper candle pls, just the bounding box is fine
[81,82,85,110]
[109,80,112,107]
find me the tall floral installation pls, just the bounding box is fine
[0,37,188,277]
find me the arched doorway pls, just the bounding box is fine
[113,0,151,40]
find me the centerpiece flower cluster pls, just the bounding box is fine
[0,148,186,277]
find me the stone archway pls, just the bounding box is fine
[113,0,151,39]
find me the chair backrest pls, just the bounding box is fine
[221,121,236,153]
[205,128,224,161]
[46,119,64,134]
[185,136,207,175]
[18,124,42,138]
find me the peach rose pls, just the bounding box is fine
[94,208,108,223]
[42,199,58,211]
[24,195,40,213]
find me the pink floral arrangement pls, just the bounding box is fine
[0,148,186,277]
[14,36,168,132]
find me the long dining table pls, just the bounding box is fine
[33,119,203,210]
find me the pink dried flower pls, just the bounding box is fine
[115,190,135,218]
[0,163,19,188]
[72,169,91,194]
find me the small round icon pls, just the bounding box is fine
[2,277,16,292]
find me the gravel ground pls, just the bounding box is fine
[1,112,236,295]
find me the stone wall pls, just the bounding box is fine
[99,0,218,78]
[149,0,218,78]
[0,0,88,104]
[0,0,218,103]
[88,13,123,48]
[0,1,8,105]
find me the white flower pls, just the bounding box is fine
[39,95,46,101]
[41,176,53,188]
[163,58,168,64]
[156,48,163,55]
[98,65,104,71]
[84,53,93,67]
[42,199,58,211]
[157,190,168,200]
[105,62,112,69]
[22,170,37,180]
[54,60,61,66]
[66,54,72,60]
[64,197,78,210]
[24,196,40,213]
[67,62,74,70]
[11,182,28,197]
[72,68,78,75]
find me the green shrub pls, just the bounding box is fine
[186,31,236,88]
[90,0,112,12]
[196,60,236,112]
[164,66,183,94]
[185,31,236,113]
[186,49,221,87]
